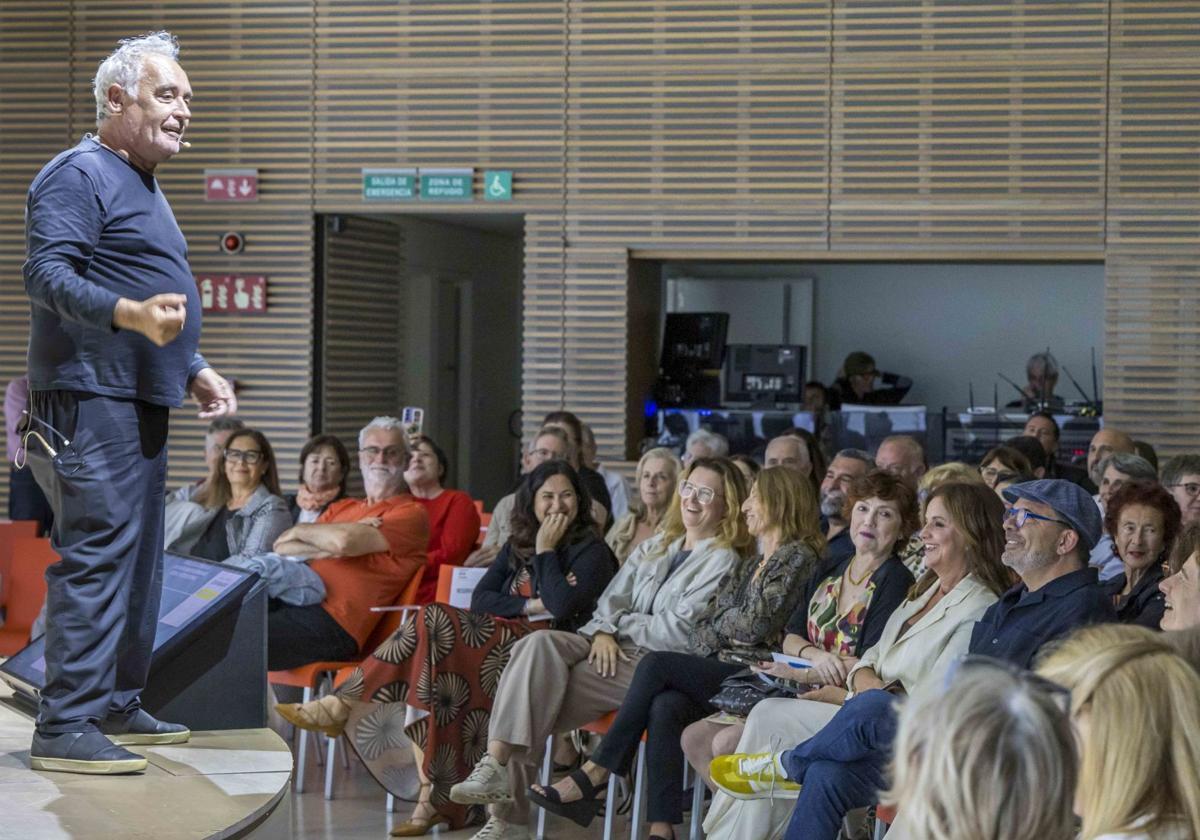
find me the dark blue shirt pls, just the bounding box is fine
[968,566,1116,669]
[24,136,206,407]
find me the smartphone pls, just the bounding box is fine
[723,652,767,668]
[401,406,424,442]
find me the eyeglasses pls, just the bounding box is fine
[359,446,406,461]
[1003,506,1071,529]
[223,448,263,465]
[1167,482,1200,498]
[678,480,723,506]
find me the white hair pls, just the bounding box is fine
[358,416,409,454]
[685,428,729,458]
[93,31,180,125]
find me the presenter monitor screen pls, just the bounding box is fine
[0,551,258,699]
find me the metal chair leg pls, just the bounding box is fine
[295,686,312,792]
[324,736,337,800]
[690,779,705,839]
[629,742,647,840]
[535,733,554,840]
[602,771,619,840]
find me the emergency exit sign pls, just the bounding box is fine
[362,168,416,200]
[420,168,473,201]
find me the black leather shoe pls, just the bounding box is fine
[100,709,191,745]
[31,729,148,774]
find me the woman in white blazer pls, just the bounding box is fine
[704,482,1014,840]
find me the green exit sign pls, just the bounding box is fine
[362,168,415,201]
[420,168,473,201]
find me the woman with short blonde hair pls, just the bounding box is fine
[885,662,1077,840]
[1037,624,1200,840]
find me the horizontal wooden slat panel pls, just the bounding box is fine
[1112,0,1200,54]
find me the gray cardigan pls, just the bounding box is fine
[578,532,740,653]
[166,483,292,564]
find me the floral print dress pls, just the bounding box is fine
[806,573,877,656]
[339,568,547,830]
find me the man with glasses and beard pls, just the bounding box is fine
[264,416,428,671]
[819,449,873,564]
[969,479,1115,669]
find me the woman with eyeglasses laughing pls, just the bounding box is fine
[164,427,291,564]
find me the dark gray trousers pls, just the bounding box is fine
[26,390,168,734]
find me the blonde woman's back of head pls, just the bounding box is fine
[1037,624,1200,840]
[886,662,1077,840]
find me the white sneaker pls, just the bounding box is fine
[469,816,529,840]
[450,754,513,804]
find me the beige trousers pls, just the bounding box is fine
[702,697,841,840]
[486,629,645,823]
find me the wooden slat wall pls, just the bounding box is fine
[4,1,1200,509]
[831,1,1109,249]
[319,214,404,495]
[1104,2,1200,452]
[0,4,72,514]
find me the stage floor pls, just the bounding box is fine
[0,682,291,840]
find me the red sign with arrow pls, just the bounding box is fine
[205,168,258,202]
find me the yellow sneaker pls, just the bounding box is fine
[709,752,800,800]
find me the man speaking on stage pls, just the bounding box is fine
[21,31,236,774]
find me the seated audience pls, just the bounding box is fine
[828,351,912,408]
[529,467,825,838]
[730,453,761,484]
[581,423,630,520]
[903,461,986,575]
[780,427,828,499]
[680,471,916,801]
[883,661,1078,840]
[704,482,1008,840]
[1092,453,1158,581]
[1161,522,1200,631]
[819,449,873,563]
[978,444,1032,490]
[764,434,812,477]
[993,470,1035,499]
[1161,454,1200,527]
[606,447,682,565]
[284,433,349,524]
[873,435,926,489]
[164,427,290,565]
[404,434,481,603]
[1006,351,1066,411]
[1102,482,1180,628]
[450,457,752,840]
[1038,625,1200,840]
[542,410,613,519]
[169,416,245,502]
[683,427,729,466]
[278,460,618,835]
[802,381,828,413]
[1134,439,1159,472]
[265,416,428,671]
[1024,411,1092,487]
[468,426,573,564]
[1087,428,1136,489]
[1005,434,1049,478]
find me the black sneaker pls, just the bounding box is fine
[31,729,148,775]
[100,709,191,746]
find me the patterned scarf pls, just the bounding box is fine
[296,483,340,512]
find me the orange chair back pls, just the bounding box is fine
[0,536,59,655]
[473,499,485,515]
[0,520,40,607]
[435,564,460,604]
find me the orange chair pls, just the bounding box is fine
[0,520,39,610]
[0,536,58,656]
[271,567,424,794]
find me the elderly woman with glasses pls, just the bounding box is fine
[450,457,754,840]
[164,427,291,565]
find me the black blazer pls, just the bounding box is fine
[784,552,915,656]
[1104,565,1166,630]
[470,534,619,633]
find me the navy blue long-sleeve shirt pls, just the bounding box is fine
[968,566,1116,669]
[24,135,206,407]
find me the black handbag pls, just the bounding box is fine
[708,668,797,717]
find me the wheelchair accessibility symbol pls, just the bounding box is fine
[484,170,513,201]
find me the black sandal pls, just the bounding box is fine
[527,768,605,828]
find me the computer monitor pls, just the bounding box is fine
[724,344,807,404]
